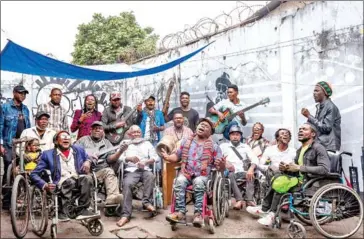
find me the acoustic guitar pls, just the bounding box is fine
[210,97,270,134]
[106,99,144,144]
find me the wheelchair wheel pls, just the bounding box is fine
[87,218,104,236]
[208,218,215,234]
[212,173,226,226]
[10,175,30,239]
[309,183,363,239]
[253,179,262,205]
[30,187,48,237]
[287,222,306,239]
[50,224,57,239]
[6,163,13,186]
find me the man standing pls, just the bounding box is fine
[76,121,125,205]
[247,123,330,227]
[19,111,56,151]
[164,111,193,150]
[30,131,97,221]
[165,92,199,132]
[246,122,271,159]
[102,92,138,146]
[220,125,259,210]
[0,85,31,209]
[301,81,341,151]
[137,95,165,146]
[116,125,159,227]
[160,118,226,227]
[37,88,69,132]
[208,84,249,140]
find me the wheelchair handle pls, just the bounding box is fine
[340,151,352,157]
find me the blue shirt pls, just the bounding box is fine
[0,100,31,146]
[138,110,165,143]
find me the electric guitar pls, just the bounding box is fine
[86,138,145,164]
[210,97,270,134]
[106,99,144,145]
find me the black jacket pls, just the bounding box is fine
[308,99,341,151]
[292,141,330,179]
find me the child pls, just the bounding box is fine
[24,138,41,172]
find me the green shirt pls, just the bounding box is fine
[298,145,309,182]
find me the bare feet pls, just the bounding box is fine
[116,217,129,227]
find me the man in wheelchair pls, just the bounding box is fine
[30,131,97,221]
[160,118,226,227]
[247,123,330,227]
[116,125,159,227]
[76,121,125,205]
[220,125,259,210]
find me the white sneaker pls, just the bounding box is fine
[246,206,268,217]
[257,212,275,227]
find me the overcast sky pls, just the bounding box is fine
[1,1,268,63]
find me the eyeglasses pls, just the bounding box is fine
[59,134,71,140]
[31,144,40,147]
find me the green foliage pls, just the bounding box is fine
[71,12,159,65]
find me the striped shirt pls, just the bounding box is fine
[37,102,69,132]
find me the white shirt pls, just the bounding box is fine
[120,140,159,172]
[213,99,250,128]
[220,142,259,173]
[18,127,56,153]
[58,148,78,186]
[258,145,296,172]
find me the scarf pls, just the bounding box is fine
[145,108,157,142]
[180,134,214,180]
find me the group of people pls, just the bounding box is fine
[0,80,341,229]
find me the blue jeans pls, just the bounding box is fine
[173,174,208,214]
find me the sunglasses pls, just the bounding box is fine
[111,98,121,102]
[59,134,71,140]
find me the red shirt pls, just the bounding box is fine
[70,109,102,140]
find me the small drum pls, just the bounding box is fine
[156,135,177,158]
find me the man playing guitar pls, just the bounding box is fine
[208,84,249,140]
[102,92,139,146]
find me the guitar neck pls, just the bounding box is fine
[227,102,263,121]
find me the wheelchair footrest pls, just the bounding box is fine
[75,214,101,221]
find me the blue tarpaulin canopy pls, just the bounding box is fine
[0,40,213,81]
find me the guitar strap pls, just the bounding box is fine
[230,146,251,171]
[230,146,244,162]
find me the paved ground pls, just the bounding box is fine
[2,202,363,239]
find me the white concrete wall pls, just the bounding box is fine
[1,1,363,190]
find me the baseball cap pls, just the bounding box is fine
[35,111,50,119]
[145,95,156,101]
[13,85,29,94]
[91,121,103,127]
[110,92,121,100]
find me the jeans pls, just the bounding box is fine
[228,172,254,201]
[174,174,208,214]
[121,170,155,219]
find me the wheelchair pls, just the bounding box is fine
[168,167,229,234]
[29,170,104,238]
[271,151,363,239]
[116,160,163,216]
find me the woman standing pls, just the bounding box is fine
[71,94,102,140]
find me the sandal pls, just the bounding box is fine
[166,212,185,223]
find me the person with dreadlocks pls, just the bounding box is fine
[30,131,97,222]
[246,122,271,159]
[301,81,341,151]
[71,94,102,140]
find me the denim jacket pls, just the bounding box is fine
[0,100,31,146]
[136,109,165,143]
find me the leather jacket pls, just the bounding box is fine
[308,99,341,151]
